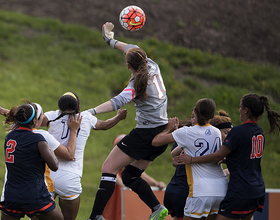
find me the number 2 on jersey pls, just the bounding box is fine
[6,139,17,163]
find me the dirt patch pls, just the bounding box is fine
[0,0,279,65]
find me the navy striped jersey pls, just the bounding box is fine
[223,121,265,199]
[3,127,51,203]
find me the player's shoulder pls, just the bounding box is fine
[34,129,48,136]
[44,109,60,119]
[34,129,52,139]
[81,110,93,117]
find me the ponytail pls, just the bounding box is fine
[126,48,149,100]
[260,96,280,135]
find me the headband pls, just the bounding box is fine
[62,92,77,100]
[34,103,42,119]
[18,104,36,124]
[214,122,233,130]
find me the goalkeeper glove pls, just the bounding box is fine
[102,22,118,49]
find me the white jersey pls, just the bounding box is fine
[44,110,97,177]
[172,124,228,197]
[34,129,60,151]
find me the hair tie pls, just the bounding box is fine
[214,122,233,129]
[18,104,35,124]
[63,92,77,100]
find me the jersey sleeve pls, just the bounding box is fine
[172,127,187,150]
[223,126,240,151]
[39,130,60,151]
[124,44,139,54]
[87,112,98,129]
[44,110,58,120]
[110,81,135,111]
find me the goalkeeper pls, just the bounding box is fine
[87,22,169,220]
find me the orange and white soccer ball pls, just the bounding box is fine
[119,5,146,31]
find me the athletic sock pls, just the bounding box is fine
[131,177,160,210]
[89,173,116,219]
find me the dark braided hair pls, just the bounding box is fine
[241,93,280,135]
[47,92,80,126]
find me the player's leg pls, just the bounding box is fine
[35,205,63,220]
[215,215,236,220]
[127,159,168,220]
[59,196,80,220]
[1,211,20,220]
[242,213,254,220]
[164,191,187,220]
[206,214,217,220]
[50,170,82,220]
[88,146,135,220]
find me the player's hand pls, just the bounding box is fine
[156,181,166,190]
[116,108,127,121]
[174,153,192,164]
[68,113,82,132]
[102,22,118,48]
[165,117,179,132]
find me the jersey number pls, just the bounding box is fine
[250,135,264,159]
[61,120,80,139]
[194,137,220,156]
[152,71,166,99]
[6,139,17,163]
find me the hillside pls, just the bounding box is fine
[0,0,280,66]
[0,8,280,219]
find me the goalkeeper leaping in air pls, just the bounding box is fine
[87,22,169,220]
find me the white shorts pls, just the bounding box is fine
[50,170,82,200]
[184,196,224,218]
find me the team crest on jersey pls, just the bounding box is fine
[205,129,211,135]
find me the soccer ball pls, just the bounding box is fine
[119,5,146,31]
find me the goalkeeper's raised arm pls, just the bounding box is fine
[102,22,127,52]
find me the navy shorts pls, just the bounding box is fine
[164,192,187,219]
[0,198,56,218]
[218,195,265,219]
[117,125,168,161]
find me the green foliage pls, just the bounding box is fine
[0,10,280,219]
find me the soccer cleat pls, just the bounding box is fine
[148,205,168,220]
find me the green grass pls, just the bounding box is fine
[0,10,280,219]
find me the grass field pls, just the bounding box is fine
[0,10,280,219]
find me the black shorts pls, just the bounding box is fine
[218,195,265,219]
[0,198,56,218]
[164,192,187,219]
[117,125,168,161]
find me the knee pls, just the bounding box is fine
[121,165,144,187]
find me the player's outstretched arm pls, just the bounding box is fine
[102,22,127,52]
[94,108,127,131]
